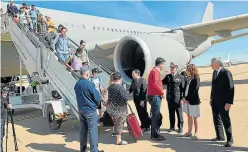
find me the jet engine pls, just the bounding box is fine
[113,34,191,85]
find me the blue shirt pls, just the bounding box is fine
[29,9,38,20]
[74,78,101,114]
[53,34,71,54]
[8,5,18,15]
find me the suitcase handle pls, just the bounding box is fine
[127,104,134,114]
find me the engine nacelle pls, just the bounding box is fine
[113,34,191,85]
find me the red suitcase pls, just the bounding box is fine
[126,104,143,140]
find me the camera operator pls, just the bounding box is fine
[1,85,12,152]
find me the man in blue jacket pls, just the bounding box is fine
[7,1,18,16]
[74,66,104,152]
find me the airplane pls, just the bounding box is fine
[1,1,248,85]
[222,53,244,66]
[223,53,231,65]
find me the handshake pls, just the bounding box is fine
[180,98,189,104]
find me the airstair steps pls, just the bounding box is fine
[5,14,112,120]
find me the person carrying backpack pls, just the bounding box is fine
[89,68,105,125]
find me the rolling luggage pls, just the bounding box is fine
[126,104,143,140]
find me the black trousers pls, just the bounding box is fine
[134,99,151,129]
[167,101,183,130]
[32,86,37,93]
[211,103,233,142]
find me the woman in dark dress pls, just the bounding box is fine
[107,72,129,145]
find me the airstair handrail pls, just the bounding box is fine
[16,22,82,81]
[7,14,80,119]
[54,26,113,75]
[67,37,113,75]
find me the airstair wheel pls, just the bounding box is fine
[47,104,62,130]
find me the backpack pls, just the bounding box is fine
[68,54,78,66]
[103,111,114,127]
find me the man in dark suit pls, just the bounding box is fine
[210,57,234,147]
[129,69,151,132]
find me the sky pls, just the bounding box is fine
[14,1,248,66]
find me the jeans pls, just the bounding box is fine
[30,19,37,31]
[1,119,5,152]
[149,96,162,138]
[79,110,99,152]
[57,53,69,63]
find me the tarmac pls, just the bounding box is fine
[2,64,248,152]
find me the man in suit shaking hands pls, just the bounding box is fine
[210,57,234,147]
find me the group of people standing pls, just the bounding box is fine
[73,56,235,152]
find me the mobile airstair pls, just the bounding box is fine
[4,14,112,130]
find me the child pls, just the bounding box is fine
[89,68,104,124]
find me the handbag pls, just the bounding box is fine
[103,111,114,127]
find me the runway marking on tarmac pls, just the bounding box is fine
[8,112,42,123]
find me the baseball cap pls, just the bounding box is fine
[92,68,102,74]
[80,66,89,74]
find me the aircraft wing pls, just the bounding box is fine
[180,13,248,37]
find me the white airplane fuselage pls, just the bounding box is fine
[3,2,246,84]
[2,2,192,80]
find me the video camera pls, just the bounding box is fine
[1,76,19,84]
[1,76,20,95]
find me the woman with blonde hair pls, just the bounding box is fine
[181,64,201,140]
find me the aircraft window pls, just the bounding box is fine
[107,28,109,31]
[119,29,121,32]
[115,29,118,32]
[98,27,100,30]
[127,30,129,33]
[77,25,80,29]
[82,25,85,29]
[103,27,105,31]
[137,31,139,34]
[131,31,133,33]
[123,30,125,33]
[111,28,114,32]
[93,26,96,30]
[71,24,74,28]
[134,31,136,34]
